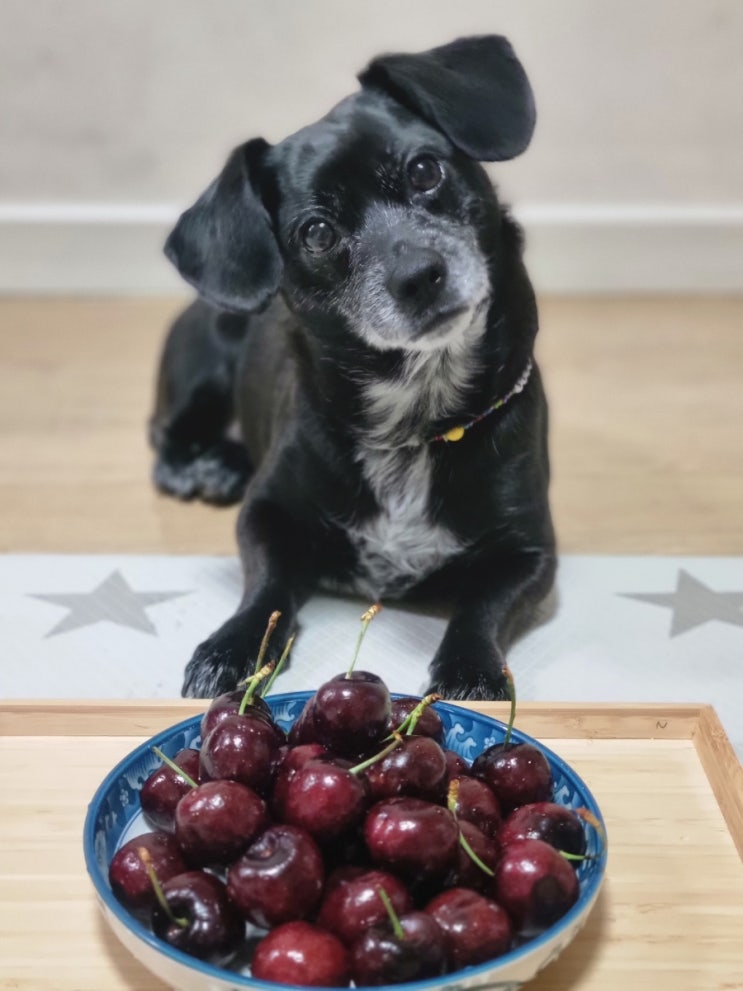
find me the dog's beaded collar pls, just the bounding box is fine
[429,357,534,443]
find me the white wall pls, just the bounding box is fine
[2,0,741,293]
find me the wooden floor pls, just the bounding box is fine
[0,295,741,555]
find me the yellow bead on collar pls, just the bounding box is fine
[429,358,533,444]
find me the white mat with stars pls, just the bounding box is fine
[1,553,741,760]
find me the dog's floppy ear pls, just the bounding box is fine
[358,35,535,162]
[164,138,282,313]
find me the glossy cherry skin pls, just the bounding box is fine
[269,743,327,818]
[444,819,501,892]
[317,868,413,946]
[174,780,268,867]
[311,671,391,759]
[280,757,368,842]
[364,735,448,803]
[227,824,324,928]
[471,741,553,814]
[498,801,587,858]
[140,748,200,833]
[200,688,277,741]
[443,749,471,780]
[491,838,580,935]
[350,910,446,985]
[389,697,444,742]
[151,870,244,963]
[448,775,503,839]
[199,713,280,795]
[273,742,328,775]
[425,887,513,968]
[251,921,351,987]
[108,831,188,914]
[363,797,459,880]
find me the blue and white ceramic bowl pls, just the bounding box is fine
[84,691,607,991]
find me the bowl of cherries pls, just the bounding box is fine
[84,610,607,991]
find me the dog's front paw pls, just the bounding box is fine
[182,608,294,698]
[426,667,510,702]
[426,631,510,702]
[182,634,247,698]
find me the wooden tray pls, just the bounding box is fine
[1,700,741,991]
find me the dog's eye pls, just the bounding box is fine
[407,155,444,192]
[300,219,337,255]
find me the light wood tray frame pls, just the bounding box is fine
[1,700,741,990]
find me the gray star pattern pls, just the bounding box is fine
[30,569,190,637]
[621,568,743,637]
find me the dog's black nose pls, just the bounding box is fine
[386,246,447,310]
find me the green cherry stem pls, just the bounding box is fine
[395,693,442,736]
[349,732,402,776]
[501,664,517,747]
[138,847,188,928]
[377,886,405,941]
[238,661,275,715]
[346,603,382,677]
[252,610,281,676]
[261,635,295,697]
[447,779,495,877]
[152,746,198,789]
[458,829,495,877]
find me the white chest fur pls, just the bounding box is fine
[333,321,485,599]
[346,445,464,599]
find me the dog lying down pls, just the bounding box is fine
[150,34,556,701]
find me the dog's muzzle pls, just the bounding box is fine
[385,244,447,314]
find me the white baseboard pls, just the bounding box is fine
[0,204,183,295]
[518,204,743,294]
[1,202,741,295]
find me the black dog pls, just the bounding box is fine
[151,35,556,701]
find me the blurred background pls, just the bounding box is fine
[2,0,741,294]
[0,1,740,556]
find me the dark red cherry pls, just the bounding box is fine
[280,757,368,842]
[350,909,446,984]
[174,779,268,866]
[140,748,200,833]
[363,797,459,881]
[227,824,324,928]
[316,868,413,947]
[312,671,391,759]
[498,801,587,858]
[471,741,553,814]
[389,696,444,741]
[491,837,580,935]
[448,775,503,839]
[108,832,188,914]
[425,887,513,968]
[151,870,244,963]
[199,713,281,795]
[251,921,351,987]
[363,735,448,803]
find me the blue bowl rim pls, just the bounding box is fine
[83,691,607,991]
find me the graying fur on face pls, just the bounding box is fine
[336,204,491,352]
